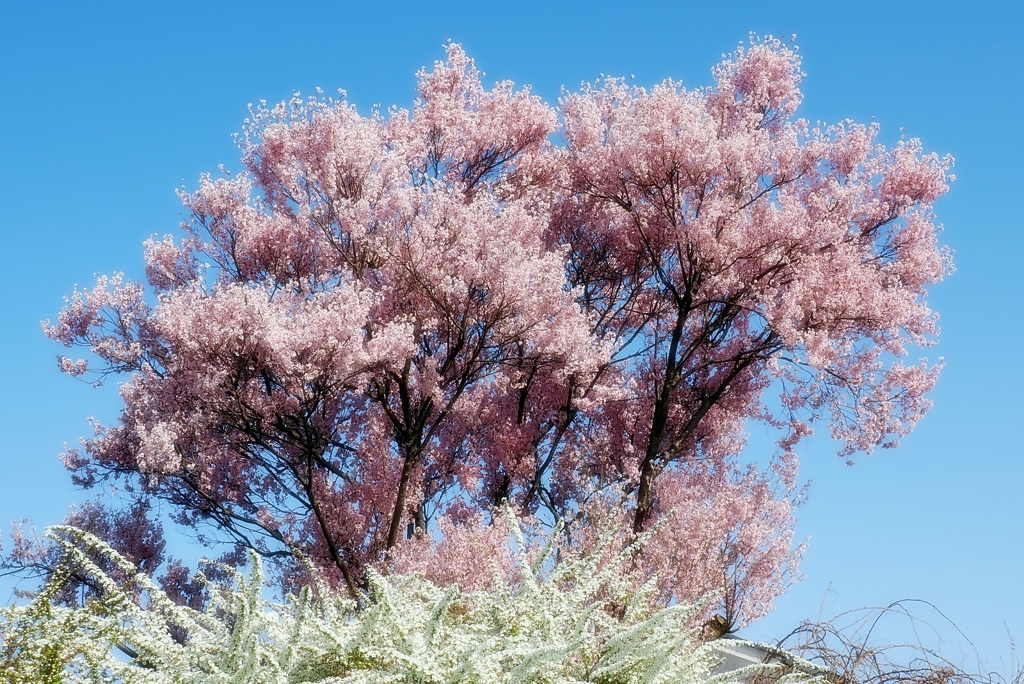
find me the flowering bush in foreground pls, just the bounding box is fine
[0,516,823,684]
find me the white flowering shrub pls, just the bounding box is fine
[0,514,823,684]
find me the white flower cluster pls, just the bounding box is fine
[0,517,824,684]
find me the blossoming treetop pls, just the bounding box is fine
[45,38,951,623]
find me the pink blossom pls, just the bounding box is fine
[44,39,950,622]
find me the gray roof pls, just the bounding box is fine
[709,636,831,681]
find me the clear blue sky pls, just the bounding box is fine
[1,0,1021,670]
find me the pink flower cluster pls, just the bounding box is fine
[45,39,950,623]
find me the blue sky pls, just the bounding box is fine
[1,0,1021,670]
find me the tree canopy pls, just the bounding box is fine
[43,38,950,626]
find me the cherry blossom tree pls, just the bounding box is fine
[44,38,951,624]
[554,42,950,534]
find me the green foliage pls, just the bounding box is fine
[0,517,825,684]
